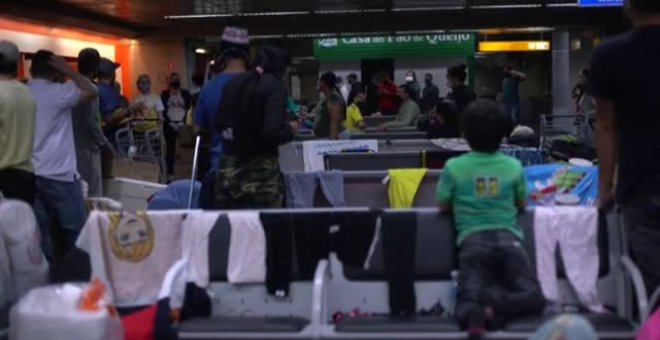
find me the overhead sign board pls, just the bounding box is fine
[479,41,551,53]
[313,33,476,60]
[578,0,623,7]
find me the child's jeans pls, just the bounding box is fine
[456,229,545,329]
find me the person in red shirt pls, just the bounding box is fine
[376,72,398,116]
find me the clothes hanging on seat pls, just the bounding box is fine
[261,212,295,297]
[77,211,186,307]
[284,171,346,208]
[533,206,605,313]
[259,211,381,297]
[226,211,266,284]
[181,211,222,288]
[387,168,428,208]
[381,212,417,316]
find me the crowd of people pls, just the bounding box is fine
[0,0,659,336]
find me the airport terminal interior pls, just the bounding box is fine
[1,0,660,339]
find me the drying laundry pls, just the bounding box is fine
[226,211,266,284]
[284,171,346,208]
[387,168,428,208]
[533,206,605,313]
[77,210,186,306]
[181,211,222,288]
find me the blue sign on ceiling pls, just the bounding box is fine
[578,0,623,7]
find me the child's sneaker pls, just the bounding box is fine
[466,309,486,340]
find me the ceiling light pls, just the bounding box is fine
[195,48,208,54]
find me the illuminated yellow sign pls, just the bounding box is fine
[479,41,551,52]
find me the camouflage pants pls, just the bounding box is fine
[215,155,284,209]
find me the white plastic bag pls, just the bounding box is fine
[9,283,123,340]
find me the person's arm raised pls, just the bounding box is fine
[49,55,97,103]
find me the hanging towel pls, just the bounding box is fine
[181,211,222,288]
[76,210,186,306]
[0,200,48,308]
[284,171,346,208]
[388,168,428,209]
[533,206,605,313]
[226,211,266,283]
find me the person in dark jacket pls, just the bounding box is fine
[161,73,192,182]
[214,44,298,209]
[446,63,476,114]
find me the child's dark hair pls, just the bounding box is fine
[447,63,468,83]
[461,99,512,153]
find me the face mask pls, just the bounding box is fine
[138,83,151,93]
[405,76,414,83]
[170,80,181,89]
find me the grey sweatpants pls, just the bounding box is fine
[76,149,103,197]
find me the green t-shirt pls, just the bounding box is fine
[436,151,527,245]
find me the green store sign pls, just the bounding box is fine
[314,33,476,60]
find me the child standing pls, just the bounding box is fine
[436,99,544,339]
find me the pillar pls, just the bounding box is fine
[552,28,572,116]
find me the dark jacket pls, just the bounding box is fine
[161,89,192,124]
[447,84,476,113]
[216,72,295,157]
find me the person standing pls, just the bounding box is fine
[132,74,164,133]
[194,25,250,172]
[72,48,116,198]
[313,72,347,140]
[28,50,98,258]
[589,0,660,294]
[215,44,297,209]
[572,69,596,147]
[0,40,37,205]
[447,63,476,114]
[376,72,398,116]
[97,58,130,147]
[404,70,420,102]
[421,73,440,114]
[161,73,192,182]
[502,66,526,124]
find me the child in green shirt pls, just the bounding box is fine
[436,99,544,339]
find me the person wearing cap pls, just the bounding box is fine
[0,40,37,205]
[194,25,251,173]
[71,48,116,197]
[97,57,132,147]
[27,49,98,259]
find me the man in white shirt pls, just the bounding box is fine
[28,50,98,259]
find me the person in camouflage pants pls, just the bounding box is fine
[215,155,284,209]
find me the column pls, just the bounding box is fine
[552,28,571,116]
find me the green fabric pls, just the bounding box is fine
[313,91,346,138]
[436,152,527,245]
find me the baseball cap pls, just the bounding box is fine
[98,57,120,75]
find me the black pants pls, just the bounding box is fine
[623,195,660,295]
[0,168,36,206]
[456,230,544,329]
[163,123,177,177]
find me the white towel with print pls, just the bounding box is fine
[0,200,48,307]
[76,210,186,307]
[227,211,266,283]
[182,211,222,287]
[534,206,605,313]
